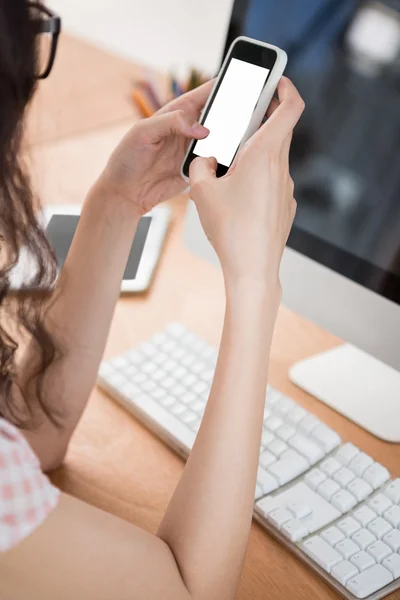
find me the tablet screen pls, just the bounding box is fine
[46,214,152,280]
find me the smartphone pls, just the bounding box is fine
[182,36,287,179]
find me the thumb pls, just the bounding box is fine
[189,156,218,190]
[140,109,209,143]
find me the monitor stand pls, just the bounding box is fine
[289,344,400,443]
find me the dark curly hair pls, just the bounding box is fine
[0,0,60,427]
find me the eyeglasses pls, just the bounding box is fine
[29,2,61,79]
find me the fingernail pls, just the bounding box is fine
[191,122,209,136]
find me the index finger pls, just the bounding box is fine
[250,77,304,149]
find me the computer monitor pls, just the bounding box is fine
[184,0,400,441]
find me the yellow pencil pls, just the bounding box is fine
[131,87,155,118]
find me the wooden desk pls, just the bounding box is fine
[28,36,400,600]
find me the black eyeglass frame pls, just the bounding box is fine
[29,2,61,79]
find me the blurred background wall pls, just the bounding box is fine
[49,0,234,76]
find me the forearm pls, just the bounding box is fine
[23,184,140,470]
[158,277,281,600]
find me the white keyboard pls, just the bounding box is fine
[98,323,400,600]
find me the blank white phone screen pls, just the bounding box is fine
[193,58,270,167]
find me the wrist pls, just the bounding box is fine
[224,273,282,313]
[87,177,142,223]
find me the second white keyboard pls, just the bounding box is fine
[98,323,400,600]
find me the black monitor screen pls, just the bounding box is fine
[224,0,400,305]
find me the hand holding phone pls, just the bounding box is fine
[182,36,287,179]
[187,77,304,285]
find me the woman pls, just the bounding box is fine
[0,2,304,599]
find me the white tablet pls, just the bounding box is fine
[10,204,171,293]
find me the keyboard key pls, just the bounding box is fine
[321,526,345,546]
[192,399,206,413]
[304,468,327,490]
[298,415,321,435]
[201,368,215,382]
[288,434,323,464]
[265,416,284,432]
[268,450,308,486]
[353,505,377,527]
[181,411,198,425]
[382,553,400,578]
[162,376,177,389]
[275,396,295,416]
[125,349,144,365]
[331,489,357,513]
[331,560,359,586]
[189,417,201,432]
[263,408,272,420]
[141,380,157,393]
[363,463,390,489]
[153,351,168,365]
[366,541,391,563]
[268,439,288,457]
[152,369,167,382]
[257,468,279,495]
[120,382,141,400]
[302,536,342,572]
[159,395,175,408]
[318,478,341,501]
[276,424,296,441]
[107,372,127,388]
[171,347,187,361]
[160,340,177,354]
[287,406,307,425]
[261,430,275,446]
[263,482,340,535]
[281,519,309,542]
[347,478,373,502]
[336,539,360,560]
[98,362,114,378]
[338,517,361,537]
[333,466,356,488]
[268,508,293,529]
[335,443,360,466]
[312,425,341,452]
[385,479,400,504]
[351,528,376,551]
[170,403,186,416]
[383,529,400,552]
[383,505,400,528]
[369,493,392,516]
[259,450,276,469]
[172,366,188,380]
[181,354,195,368]
[368,517,392,539]
[191,361,206,374]
[320,458,342,477]
[141,361,157,374]
[256,496,281,517]
[192,381,208,395]
[141,343,157,357]
[180,392,196,405]
[286,502,312,519]
[152,387,167,401]
[266,387,283,407]
[346,564,393,598]
[349,453,374,477]
[110,355,129,369]
[351,551,376,572]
